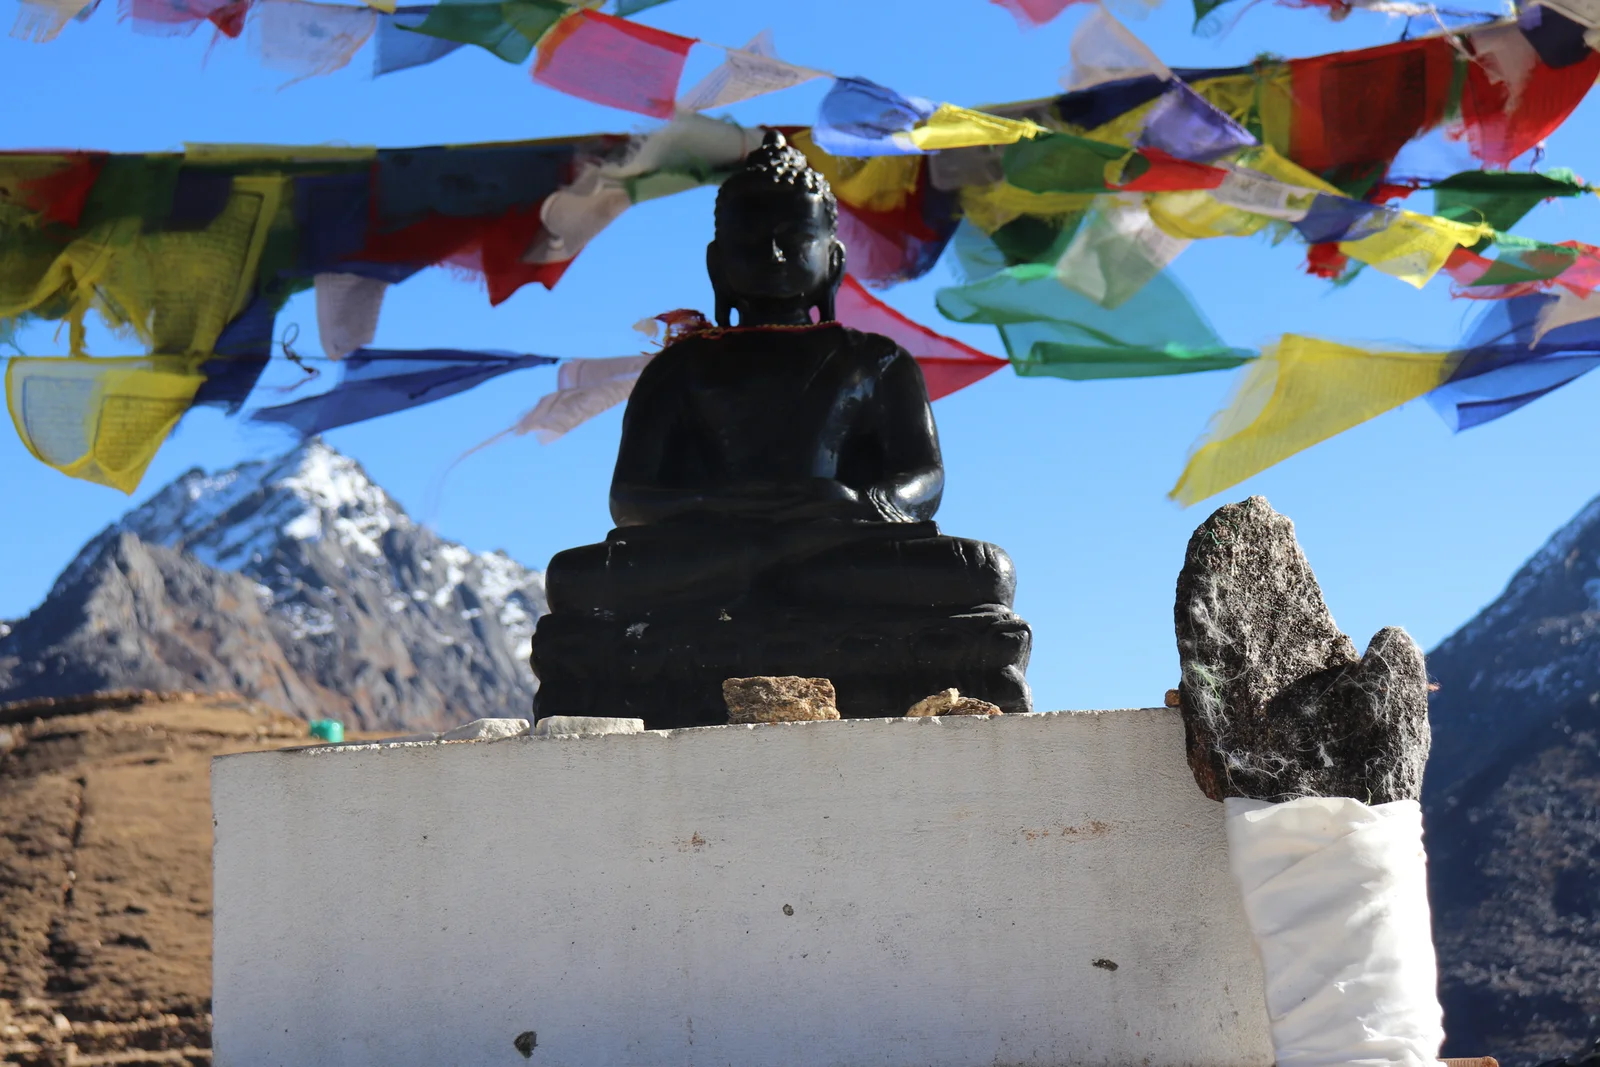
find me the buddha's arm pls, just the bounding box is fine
[863,350,945,522]
[610,356,703,527]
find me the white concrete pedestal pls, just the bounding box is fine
[211,710,1273,1067]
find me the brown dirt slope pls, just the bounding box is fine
[0,691,316,1066]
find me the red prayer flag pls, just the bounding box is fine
[988,0,1081,28]
[533,10,695,119]
[1458,48,1600,165]
[1287,38,1455,177]
[356,200,570,306]
[835,275,1006,401]
[1115,148,1228,192]
[4,152,107,227]
[123,0,245,35]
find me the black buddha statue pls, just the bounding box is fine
[531,130,1032,728]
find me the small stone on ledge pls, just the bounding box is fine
[532,716,645,739]
[439,718,531,742]
[723,677,840,724]
[906,689,1003,717]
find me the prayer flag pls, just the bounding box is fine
[521,165,632,265]
[6,355,208,493]
[255,0,377,84]
[678,30,824,112]
[812,77,937,157]
[399,0,566,65]
[11,0,94,41]
[990,0,1081,27]
[314,273,388,360]
[1062,6,1170,92]
[508,354,651,444]
[1055,197,1190,308]
[1432,168,1588,234]
[0,151,106,227]
[1458,45,1600,165]
[374,5,466,74]
[1139,83,1256,163]
[1533,286,1600,342]
[533,10,695,119]
[124,0,245,37]
[1284,38,1457,179]
[0,175,283,358]
[937,225,1253,380]
[904,105,1046,152]
[1338,212,1492,288]
[834,275,1007,400]
[1171,337,1453,506]
[1428,292,1600,429]
[250,349,558,436]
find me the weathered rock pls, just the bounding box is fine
[1174,496,1430,804]
[722,677,839,724]
[905,689,1002,717]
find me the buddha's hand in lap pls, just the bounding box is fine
[714,479,872,522]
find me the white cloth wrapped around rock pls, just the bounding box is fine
[1224,796,1444,1067]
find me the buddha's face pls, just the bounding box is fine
[710,191,839,304]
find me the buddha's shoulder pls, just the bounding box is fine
[658,324,909,363]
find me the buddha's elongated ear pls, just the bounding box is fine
[815,238,847,324]
[706,242,734,328]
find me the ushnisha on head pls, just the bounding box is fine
[707,129,847,329]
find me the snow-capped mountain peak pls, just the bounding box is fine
[20,439,547,732]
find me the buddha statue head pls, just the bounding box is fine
[708,129,846,329]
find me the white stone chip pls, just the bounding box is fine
[532,716,645,739]
[438,718,532,742]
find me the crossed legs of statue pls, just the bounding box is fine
[546,519,1017,616]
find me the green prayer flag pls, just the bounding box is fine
[936,261,1254,380]
[1002,134,1128,195]
[990,214,1082,268]
[401,0,568,64]
[614,0,674,11]
[1433,168,1587,237]
[1469,244,1580,288]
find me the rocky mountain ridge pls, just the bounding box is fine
[0,441,546,732]
[1425,491,1600,1065]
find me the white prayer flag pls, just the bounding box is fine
[314,273,388,361]
[678,30,824,112]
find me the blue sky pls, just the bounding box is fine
[2,0,1597,712]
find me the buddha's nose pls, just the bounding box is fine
[770,239,786,263]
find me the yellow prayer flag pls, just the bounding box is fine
[0,176,284,356]
[361,0,396,12]
[1170,335,1453,507]
[905,104,1047,152]
[1238,145,1343,196]
[958,183,1096,234]
[1339,212,1492,289]
[790,129,922,212]
[183,143,377,164]
[1147,190,1273,240]
[6,355,207,494]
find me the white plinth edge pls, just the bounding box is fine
[212,709,1274,1067]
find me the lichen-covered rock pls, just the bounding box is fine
[722,677,839,724]
[1174,496,1430,804]
[905,689,1002,717]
